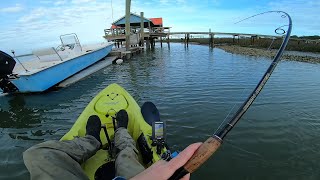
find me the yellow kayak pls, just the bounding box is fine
[61,83,167,179]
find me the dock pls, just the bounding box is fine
[103,12,287,50]
[104,12,171,50]
[109,47,144,60]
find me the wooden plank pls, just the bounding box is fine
[57,56,117,87]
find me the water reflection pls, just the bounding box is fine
[0,95,41,129]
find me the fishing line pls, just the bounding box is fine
[214,87,248,134]
[215,11,288,134]
[214,54,278,134]
[214,50,271,134]
[169,11,292,180]
[224,139,265,159]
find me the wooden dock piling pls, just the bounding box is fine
[151,38,155,49]
[146,38,150,49]
[125,0,131,51]
[187,33,190,47]
[209,33,215,48]
[140,12,144,47]
[167,34,170,49]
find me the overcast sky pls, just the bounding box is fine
[0,0,318,54]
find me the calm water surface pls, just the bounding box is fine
[1,43,320,179]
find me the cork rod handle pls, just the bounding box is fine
[169,136,222,180]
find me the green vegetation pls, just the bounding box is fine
[291,35,320,40]
[165,37,320,53]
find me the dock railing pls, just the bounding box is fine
[104,26,171,40]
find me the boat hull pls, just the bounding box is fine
[11,44,113,93]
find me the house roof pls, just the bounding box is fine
[111,24,121,29]
[150,18,163,26]
[113,13,153,26]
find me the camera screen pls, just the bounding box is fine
[154,122,164,139]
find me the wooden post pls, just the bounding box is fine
[148,21,151,34]
[212,34,215,47]
[187,33,190,48]
[151,38,154,49]
[146,38,150,49]
[209,28,211,47]
[251,36,255,45]
[147,21,152,50]
[160,37,163,48]
[167,34,170,49]
[140,12,144,47]
[125,0,131,51]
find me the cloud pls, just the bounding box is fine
[39,1,52,4]
[159,0,169,5]
[18,8,49,23]
[0,0,125,52]
[0,0,318,53]
[0,4,23,13]
[54,0,67,6]
[71,0,96,4]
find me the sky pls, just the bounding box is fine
[0,0,318,54]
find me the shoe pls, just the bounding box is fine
[86,115,101,143]
[116,110,128,129]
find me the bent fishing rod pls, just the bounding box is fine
[170,11,292,180]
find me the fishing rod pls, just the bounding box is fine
[170,11,292,180]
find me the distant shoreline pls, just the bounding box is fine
[164,37,320,63]
[217,45,320,64]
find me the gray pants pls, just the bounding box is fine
[23,128,145,180]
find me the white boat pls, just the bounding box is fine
[0,34,113,93]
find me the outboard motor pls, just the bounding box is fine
[0,51,18,93]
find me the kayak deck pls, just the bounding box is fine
[61,83,165,179]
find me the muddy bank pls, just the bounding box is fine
[217,45,320,64]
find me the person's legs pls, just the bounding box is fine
[114,128,145,179]
[23,135,100,180]
[23,115,102,180]
[114,110,145,179]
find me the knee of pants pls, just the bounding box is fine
[23,146,45,162]
[23,140,59,159]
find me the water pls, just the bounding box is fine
[1,43,320,179]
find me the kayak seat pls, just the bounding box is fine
[94,161,115,180]
[141,102,160,126]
